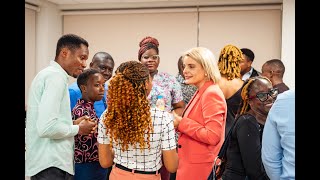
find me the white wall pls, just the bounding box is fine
[198,7,282,72]
[63,11,198,83]
[25,0,62,102]
[281,0,295,89]
[35,0,62,72]
[25,8,36,101]
[63,5,282,84]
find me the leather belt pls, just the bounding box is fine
[115,163,158,175]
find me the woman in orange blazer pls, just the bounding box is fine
[173,47,227,180]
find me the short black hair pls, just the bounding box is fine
[77,69,100,91]
[55,34,89,58]
[241,48,255,62]
[264,59,285,76]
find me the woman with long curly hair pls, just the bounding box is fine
[97,61,178,180]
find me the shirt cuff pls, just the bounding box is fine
[71,125,79,136]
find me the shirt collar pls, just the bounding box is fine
[50,60,70,80]
[242,67,253,81]
[249,67,253,74]
[78,98,94,106]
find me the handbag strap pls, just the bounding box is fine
[217,107,238,158]
[209,109,239,180]
[217,112,256,159]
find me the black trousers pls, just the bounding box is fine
[170,172,176,180]
[31,167,73,180]
[106,166,112,180]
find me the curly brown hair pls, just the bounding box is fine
[218,44,243,80]
[103,61,153,151]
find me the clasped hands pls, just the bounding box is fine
[74,116,98,136]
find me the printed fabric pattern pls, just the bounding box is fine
[148,72,183,112]
[72,99,99,163]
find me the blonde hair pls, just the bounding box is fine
[182,47,221,83]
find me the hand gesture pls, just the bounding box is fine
[77,116,97,135]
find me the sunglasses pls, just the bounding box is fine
[249,88,279,102]
[142,55,160,61]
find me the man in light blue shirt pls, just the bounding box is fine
[262,88,295,180]
[69,52,114,118]
[25,34,97,180]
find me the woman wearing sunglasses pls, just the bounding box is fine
[221,76,277,180]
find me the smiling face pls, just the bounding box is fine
[139,48,160,74]
[248,78,276,116]
[182,56,206,88]
[80,73,106,102]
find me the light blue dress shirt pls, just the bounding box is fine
[25,60,79,176]
[262,89,295,180]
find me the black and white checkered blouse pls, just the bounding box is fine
[97,107,176,172]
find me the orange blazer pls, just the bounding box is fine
[176,81,227,180]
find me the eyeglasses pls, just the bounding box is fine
[249,88,279,102]
[142,55,160,61]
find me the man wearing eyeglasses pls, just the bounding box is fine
[261,59,289,94]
